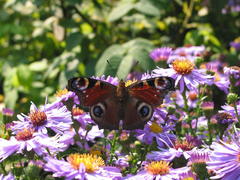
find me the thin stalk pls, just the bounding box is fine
[109,131,119,164]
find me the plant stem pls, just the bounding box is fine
[180,0,195,34]
[233,102,240,123]
[109,130,118,164]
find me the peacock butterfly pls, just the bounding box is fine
[67,77,175,130]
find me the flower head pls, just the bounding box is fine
[124,160,179,180]
[153,58,213,92]
[0,173,14,180]
[230,37,240,51]
[44,153,122,180]
[12,101,72,134]
[1,108,14,117]
[207,139,240,179]
[0,128,66,162]
[149,47,173,62]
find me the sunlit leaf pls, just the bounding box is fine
[108,2,134,22]
[29,59,48,72]
[134,0,160,16]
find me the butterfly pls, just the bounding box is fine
[67,77,175,130]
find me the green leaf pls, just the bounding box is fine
[59,71,68,89]
[4,89,18,109]
[134,0,160,16]
[128,48,155,71]
[17,65,33,90]
[95,45,126,76]
[116,55,134,79]
[66,32,83,51]
[104,55,123,76]
[123,38,154,51]
[108,2,135,22]
[29,59,48,72]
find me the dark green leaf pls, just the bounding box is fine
[66,32,83,51]
[95,45,126,76]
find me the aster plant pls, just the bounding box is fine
[1,44,240,180]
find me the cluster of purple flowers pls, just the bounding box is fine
[0,44,240,180]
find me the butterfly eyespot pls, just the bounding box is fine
[137,102,153,121]
[90,103,106,120]
[154,77,174,90]
[72,78,89,90]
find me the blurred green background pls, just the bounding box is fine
[0,0,239,113]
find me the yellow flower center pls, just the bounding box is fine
[214,73,221,82]
[146,161,170,175]
[175,140,194,151]
[55,89,69,97]
[182,178,195,180]
[89,150,102,156]
[125,79,137,87]
[172,59,194,75]
[15,128,34,141]
[72,107,85,116]
[149,122,163,133]
[29,111,47,126]
[67,153,105,173]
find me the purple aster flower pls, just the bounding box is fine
[92,75,119,85]
[173,45,205,57]
[220,101,240,120]
[147,137,200,162]
[115,156,129,169]
[215,112,236,124]
[55,89,79,104]
[78,125,104,142]
[135,121,176,148]
[123,161,179,180]
[147,147,189,162]
[230,41,240,51]
[178,169,197,180]
[201,101,214,111]
[152,57,214,92]
[224,66,240,79]
[127,72,143,80]
[149,47,173,62]
[12,101,72,134]
[0,129,66,162]
[72,107,95,129]
[191,117,209,136]
[201,60,226,73]
[0,173,14,180]
[222,0,240,13]
[58,129,75,149]
[188,149,210,166]
[207,139,240,179]
[213,73,230,94]
[1,108,14,117]
[44,153,122,180]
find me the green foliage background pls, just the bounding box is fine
[0,0,239,113]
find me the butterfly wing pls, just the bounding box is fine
[67,77,120,129]
[67,77,116,107]
[121,77,175,129]
[127,77,175,107]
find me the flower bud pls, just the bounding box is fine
[227,93,239,104]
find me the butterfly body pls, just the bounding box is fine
[67,77,174,130]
